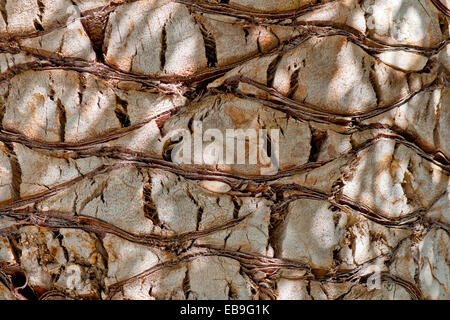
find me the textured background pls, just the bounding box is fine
[0,0,449,300]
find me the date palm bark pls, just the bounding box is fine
[0,0,449,300]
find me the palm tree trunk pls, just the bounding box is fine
[0,0,448,300]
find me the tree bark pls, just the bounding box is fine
[0,0,449,300]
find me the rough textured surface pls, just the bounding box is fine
[0,0,449,301]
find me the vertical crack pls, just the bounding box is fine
[369,62,381,106]
[0,94,5,125]
[226,280,238,299]
[33,19,44,31]
[55,98,66,142]
[232,198,241,220]
[243,27,249,44]
[77,74,86,107]
[143,175,162,228]
[0,0,7,26]
[287,67,300,98]
[79,2,111,63]
[49,74,66,141]
[308,128,327,162]
[195,17,217,68]
[306,281,312,299]
[196,207,204,232]
[160,23,167,71]
[36,0,44,18]
[34,0,45,31]
[4,143,21,201]
[433,90,442,151]
[266,54,282,88]
[114,95,130,128]
[438,13,449,38]
[182,268,190,299]
[256,31,263,54]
